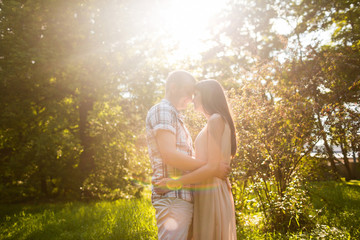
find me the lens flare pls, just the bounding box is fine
[164,217,178,231]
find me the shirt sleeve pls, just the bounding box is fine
[149,104,177,135]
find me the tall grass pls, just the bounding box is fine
[0,199,157,240]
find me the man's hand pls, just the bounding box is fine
[215,161,231,180]
[152,178,172,195]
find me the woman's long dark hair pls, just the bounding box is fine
[196,80,237,157]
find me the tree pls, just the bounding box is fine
[0,0,168,202]
[198,0,359,232]
[284,0,360,179]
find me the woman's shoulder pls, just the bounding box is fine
[208,113,225,124]
[207,114,225,133]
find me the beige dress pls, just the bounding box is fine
[192,122,237,240]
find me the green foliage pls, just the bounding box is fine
[225,67,317,232]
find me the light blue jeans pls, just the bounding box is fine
[153,198,193,240]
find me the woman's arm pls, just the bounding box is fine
[166,114,225,187]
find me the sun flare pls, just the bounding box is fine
[150,0,227,61]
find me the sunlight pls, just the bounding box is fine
[151,0,227,61]
[271,18,293,35]
[164,217,178,230]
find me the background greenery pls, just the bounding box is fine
[1,0,359,238]
[1,181,359,239]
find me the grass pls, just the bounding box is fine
[306,180,360,239]
[344,179,360,187]
[1,181,359,240]
[0,199,157,240]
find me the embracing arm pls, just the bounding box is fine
[156,129,205,171]
[170,114,225,185]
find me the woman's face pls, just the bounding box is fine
[193,90,203,112]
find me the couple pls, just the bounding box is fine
[146,70,237,240]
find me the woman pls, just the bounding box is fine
[156,79,237,240]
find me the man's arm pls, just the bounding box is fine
[156,129,205,171]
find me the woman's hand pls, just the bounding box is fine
[226,178,232,191]
[215,161,231,180]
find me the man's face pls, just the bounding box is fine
[192,90,203,112]
[176,83,195,110]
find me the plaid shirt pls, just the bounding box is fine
[146,99,194,203]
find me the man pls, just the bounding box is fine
[146,70,229,240]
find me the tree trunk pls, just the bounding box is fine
[316,113,338,175]
[351,141,357,164]
[340,140,353,180]
[78,95,95,186]
[40,174,48,196]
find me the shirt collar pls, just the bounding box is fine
[161,99,184,122]
[161,99,177,112]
